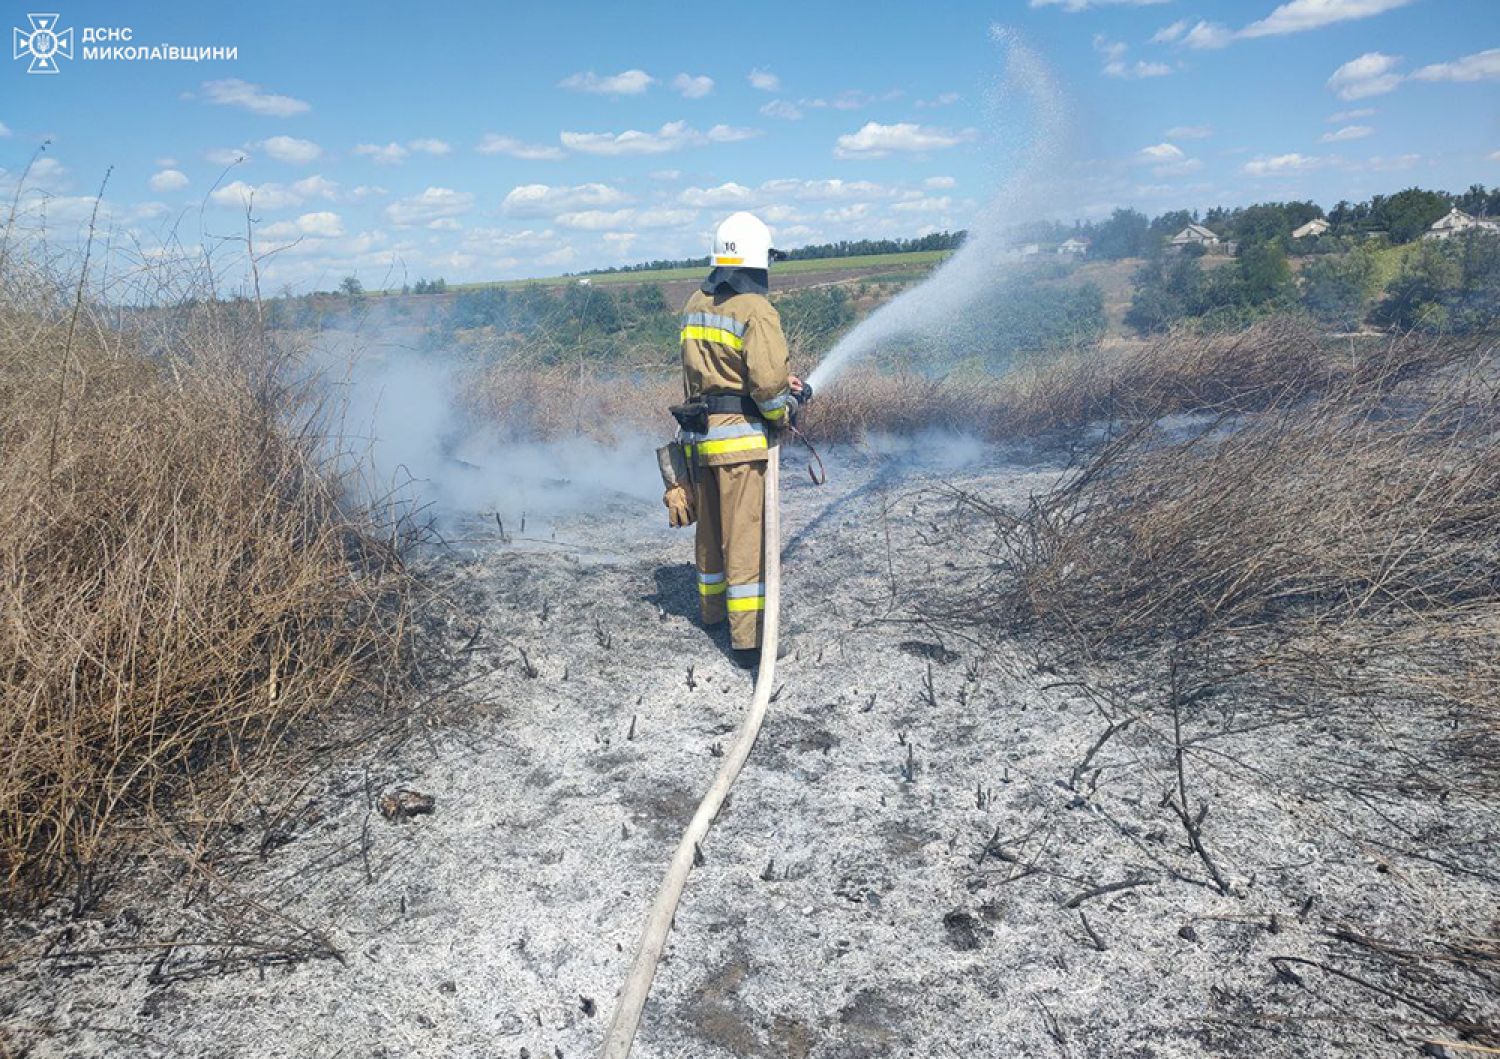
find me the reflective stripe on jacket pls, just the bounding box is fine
[679,286,792,466]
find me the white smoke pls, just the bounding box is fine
[315,329,662,531]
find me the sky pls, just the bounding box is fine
[2,0,1497,295]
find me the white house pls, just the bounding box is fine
[1292,218,1331,239]
[1169,223,1221,249]
[1057,236,1090,257]
[1424,207,1500,240]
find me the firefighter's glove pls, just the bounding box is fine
[664,483,695,528]
[796,381,814,405]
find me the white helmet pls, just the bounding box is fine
[712,211,780,270]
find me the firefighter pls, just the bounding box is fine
[673,212,809,668]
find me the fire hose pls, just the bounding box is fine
[600,440,782,1059]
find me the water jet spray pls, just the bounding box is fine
[806,26,1067,394]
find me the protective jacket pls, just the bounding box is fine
[678,287,794,468]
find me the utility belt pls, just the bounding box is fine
[667,393,764,435]
[667,393,772,465]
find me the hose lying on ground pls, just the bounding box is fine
[600,441,783,1059]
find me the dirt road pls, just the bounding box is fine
[4,439,1496,1058]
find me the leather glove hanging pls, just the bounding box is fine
[663,483,695,528]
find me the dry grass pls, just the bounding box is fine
[0,256,414,910]
[462,360,676,443]
[926,328,1500,784]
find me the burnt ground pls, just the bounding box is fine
[2,440,1497,1058]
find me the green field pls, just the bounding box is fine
[403,249,954,295]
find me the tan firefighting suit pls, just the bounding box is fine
[678,287,794,650]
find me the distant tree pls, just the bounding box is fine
[1149,210,1195,243]
[1092,208,1153,260]
[1301,245,1381,330]
[1236,242,1295,305]
[1125,255,1203,333]
[1375,188,1451,243]
[339,275,364,299]
[1455,183,1500,219]
[1373,232,1500,332]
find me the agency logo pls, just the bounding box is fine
[13,12,72,73]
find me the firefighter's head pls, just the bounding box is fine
[712,212,782,271]
[702,212,783,297]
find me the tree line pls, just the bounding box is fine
[579,231,968,275]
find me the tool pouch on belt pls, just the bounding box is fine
[656,441,696,528]
[668,399,709,435]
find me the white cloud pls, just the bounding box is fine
[260,135,322,164]
[384,187,474,227]
[890,195,952,214]
[1095,33,1173,77]
[635,207,698,229]
[1328,52,1404,99]
[1182,21,1234,49]
[260,211,344,240]
[1241,0,1416,39]
[149,169,188,192]
[556,206,696,231]
[1321,124,1373,142]
[1328,107,1377,122]
[748,68,780,92]
[760,99,804,120]
[205,147,249,166]
[556,209,635,231]
[679,182,754,208]
[501,183,630,217]
[1489,150,1500,163]
[207,175,339,211]
[0,122,10,138]
[914,92,961,109]
[706,124,760,143]
[209,180,302,211]
[1029,0,1170,9]
[761,178,893,200]
[1411,48,1500,84]
[1135,142,1185,162]
[672,73,714,98]
[1115,60,1173,78]
[407,138,452,156]
[1166,125,1213,139]
[1243,152,1326,175]
[800,89,904,111]
[1151,20,1188,43]
[560,69,655,95]
[560,121,760,156]
[354,142,410,165]
[476,134,565,161]
[349,185,386,200]
[824,203,873,223]
[924,175,957,188]
[201,78,309,117]
[650,169,682,182]
[291,175,340,200]
[833,121,977,158]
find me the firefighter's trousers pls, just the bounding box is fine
[693,461,767,650]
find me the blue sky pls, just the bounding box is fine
[2,0,1496,293]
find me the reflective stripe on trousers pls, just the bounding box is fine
[726,581,766,612]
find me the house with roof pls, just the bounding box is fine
[1057,236,1090,257]
[1169,223,1221,250]
[1424,207,1500,240]
[1292,218,1331,239]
